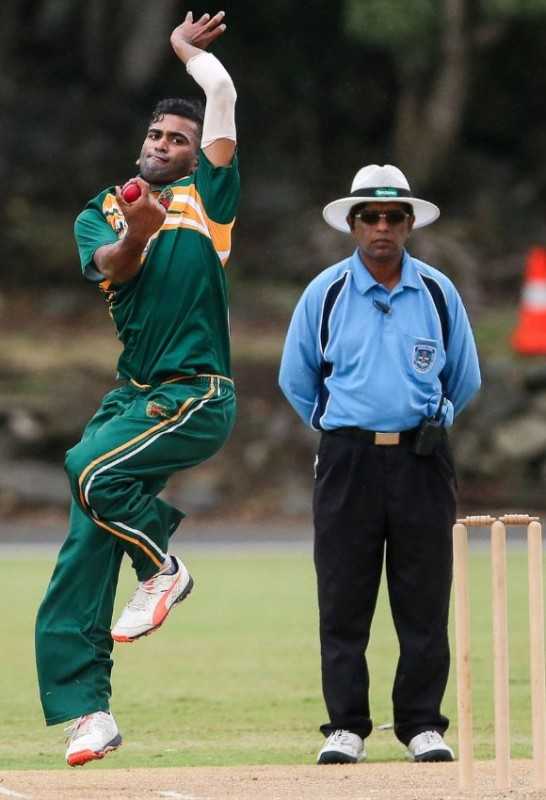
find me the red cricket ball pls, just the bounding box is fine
[121,182,141,203]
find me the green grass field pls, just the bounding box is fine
[0,546,541,770]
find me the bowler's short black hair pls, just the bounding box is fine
[150,97,205,139]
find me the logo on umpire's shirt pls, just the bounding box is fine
[413,343,436,373]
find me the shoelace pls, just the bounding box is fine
[64,715,92,743]
[64,712,112,743]
[329,729,355,745]
[125,575,172,611]
[418,731,442,746]
[125,587,155,612]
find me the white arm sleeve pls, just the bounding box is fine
[186,51,237,148]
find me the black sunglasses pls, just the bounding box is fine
[354,209,411,226]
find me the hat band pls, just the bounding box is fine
[350,186,412,199]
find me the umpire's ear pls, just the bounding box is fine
[347,213,355,232]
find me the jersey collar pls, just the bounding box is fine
[149,174,192,192]
[399,251,423,290]
[350,248,422,294]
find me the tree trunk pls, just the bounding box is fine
[0,2,20,97]
[82,0,108,85]
[118,0,180,91]
[393,0,468,189]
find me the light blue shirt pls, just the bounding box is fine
[279,249,481,431]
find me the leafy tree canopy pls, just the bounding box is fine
[345,0,546,51]
[484,0,546,14]
[344,0,440,49]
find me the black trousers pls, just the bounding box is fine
[313,429,457,745]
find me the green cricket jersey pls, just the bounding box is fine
[74,150,240,384]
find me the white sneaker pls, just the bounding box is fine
[65,711,122,767]
[317,729,366,764]
[407,730,454,762]
[111,556,193,642]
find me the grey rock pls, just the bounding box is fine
[531,391,546,416]
[244,440,271,469]
[279,485,311,516]
[494,415,546,460]
[470,359,527,425]
[163,470,221,514]
[523,365,546,392]
[0,459,67,506]
[453,430,495,475]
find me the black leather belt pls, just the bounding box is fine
[326,427,419,446]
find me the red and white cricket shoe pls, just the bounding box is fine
[65,711,122,767]
[111,556,193,642]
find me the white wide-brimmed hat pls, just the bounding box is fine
[322,164,440,233]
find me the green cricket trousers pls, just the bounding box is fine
[35,375,235,725]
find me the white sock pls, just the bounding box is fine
[158,555,177,575]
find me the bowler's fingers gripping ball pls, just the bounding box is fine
[121,181,141,203]
[121,181,171,210]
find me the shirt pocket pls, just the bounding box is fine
[403,335,442,383]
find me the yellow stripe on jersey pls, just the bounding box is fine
[102,194,127,237]
[100,187,235,267]
[205,216,235,265]
[162,185,235,267]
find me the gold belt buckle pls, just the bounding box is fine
[374,431,400,446]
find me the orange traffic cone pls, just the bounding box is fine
[512,247,546,354]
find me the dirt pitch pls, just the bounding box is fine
[1,761,545,800]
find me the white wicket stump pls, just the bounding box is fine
[527,519,546,788]
[452,514,546,792]
[453,519,476,791]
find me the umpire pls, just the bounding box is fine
[279,164,481,765]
